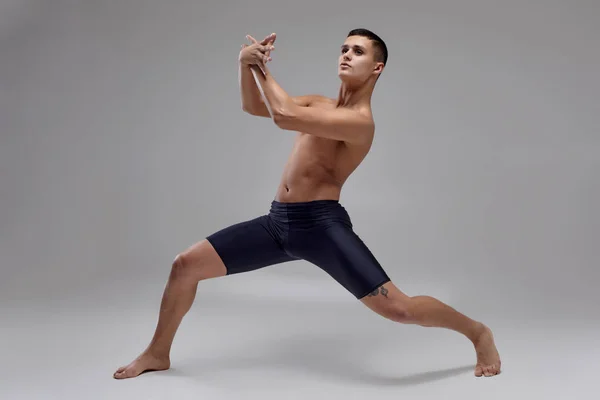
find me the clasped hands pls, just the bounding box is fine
[239,32,276,73]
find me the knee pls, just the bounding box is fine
[170,245,225,281]
[170,253,196,280]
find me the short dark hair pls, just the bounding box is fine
[347,28,388,66]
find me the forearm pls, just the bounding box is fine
[249,64,295,118]
[239,62,267,114]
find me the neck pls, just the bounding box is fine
[336,79,375,108]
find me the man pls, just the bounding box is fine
[114,29,501,379]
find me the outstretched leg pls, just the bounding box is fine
[360,282,501,377]
[114,215,298,379]
[113,239,226,379]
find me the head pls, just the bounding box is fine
[338,28,388,86]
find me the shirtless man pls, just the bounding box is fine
[114,29,501,379]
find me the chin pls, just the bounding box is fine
[338,71,356,82]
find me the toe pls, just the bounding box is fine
[114,366,136,379]
[123,368,137,378]
[475,365,483,377]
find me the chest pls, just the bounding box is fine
[292,132,343,160]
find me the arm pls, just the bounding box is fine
[239,62,270,117]
[249,65,373,144]
[239,33,276,117]
[239,33,315,118]
[240,63,317,117]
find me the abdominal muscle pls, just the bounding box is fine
[274,133,359,203]
[275,172,341,203]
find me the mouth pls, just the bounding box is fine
[340,63,351,68]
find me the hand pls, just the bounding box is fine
[239,33,276,67]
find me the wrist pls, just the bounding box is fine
[239,60,257,69]
[238,53,250,66]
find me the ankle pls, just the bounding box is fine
[144,346,171,360]
[470,322,487,344]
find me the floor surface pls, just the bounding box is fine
[2,276,596,400]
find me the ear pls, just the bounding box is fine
[373,62,384,75]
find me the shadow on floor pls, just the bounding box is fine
[160,332,474,387]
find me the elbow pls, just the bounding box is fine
[272,106,296,129]
[272,112,287,127]
[273,113,295,130]
[242,103,255,115]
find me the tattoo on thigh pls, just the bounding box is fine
[367,285,389,298]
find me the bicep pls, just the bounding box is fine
[275,106,374,144]
[247,95,318,118]
[291,94,323,107]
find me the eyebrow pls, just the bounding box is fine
[341,44,366,51]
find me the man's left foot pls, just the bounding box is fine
[113,351,170,379]
[473,324,501,377]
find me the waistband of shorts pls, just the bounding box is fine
[268,199,348,224]
[271,199,339,207]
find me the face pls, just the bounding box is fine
[338,36,383,83]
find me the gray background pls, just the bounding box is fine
[1,0,598,399]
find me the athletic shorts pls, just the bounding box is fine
[206,199,391,299]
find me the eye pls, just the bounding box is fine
[355,49,363,55]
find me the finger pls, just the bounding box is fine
[246,34,258,44]
[259,45,275,54]
[254,53,268,64]
[256,52,269,65]
[261,32,276,45]
[261,46,274,61]
[260,34,272,45]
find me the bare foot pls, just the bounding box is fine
[113,351,170,379]
[473,324,501,377]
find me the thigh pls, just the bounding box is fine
[205,215,299,275]
[290,222,392,299]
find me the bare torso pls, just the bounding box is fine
[274,97,373,202]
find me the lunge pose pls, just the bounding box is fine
[114,29,501,379]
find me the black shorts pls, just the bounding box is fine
[206,200,390,299]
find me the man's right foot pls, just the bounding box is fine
[113,351,170,379]
[473,324,501,377]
